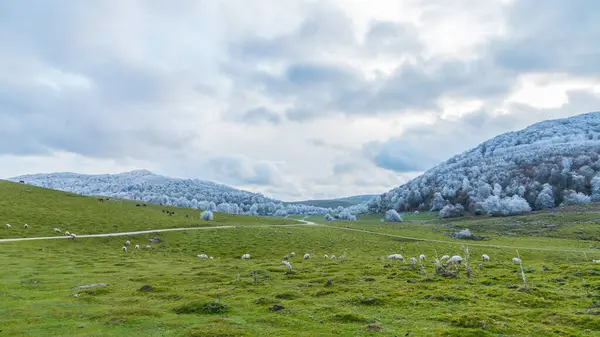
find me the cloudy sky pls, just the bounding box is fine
[1,0,600,201]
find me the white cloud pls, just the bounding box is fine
[1,0,600,201]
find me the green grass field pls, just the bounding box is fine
[1,180,600,336]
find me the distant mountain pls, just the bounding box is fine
[367,112,600,217]
[335,195,377,202]
[9,170,330,216]
[288,195,376,209]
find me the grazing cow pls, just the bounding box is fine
[143,204,147,207]
[19,180,25,184]
[136,204,141,207]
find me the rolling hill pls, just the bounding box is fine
[8,170,330,216]
[368,111,600,217]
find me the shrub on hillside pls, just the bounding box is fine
[200,210,214,221]
[384,209,403,222]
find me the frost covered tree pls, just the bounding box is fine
[274,209,288,217]
[384,209,403,222]
[200,210,214,221]
[430,192,446,211]
[439,204,464,218]
[480,195,531,216]
[561,190,591,206]
[324,214,333,221]
[592,177,600,201]
[535,184,555,210]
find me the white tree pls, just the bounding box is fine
[200,210,214,221]
[430,192,446,211]
[440,204,464,218]
[592,176,600,201]
[561,189,591,206]
[384,209,403,222]
[535,184,555,210]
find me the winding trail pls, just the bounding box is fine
[0,219,595,254]
[0,223,318,243]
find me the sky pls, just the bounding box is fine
[1,0,600,201]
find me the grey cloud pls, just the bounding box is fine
[203,155,282,186]
[365,90,600,173]
[240,107,282,124]
[491,0,600,76]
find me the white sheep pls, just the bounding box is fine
[65,231,70,236]
[53,228,61,233]
[23,224,28,229]
[122,246,128,252]
[70,233,77,239]
[145,245,151,249]
[324,254,329,259]
[482,254,490,261]
[197,254,208,259]
[419,254,426,262]
[512,257,522,264]
[440,255,450,261]
[210,256,214,259]
[387,254,404,261]
[241,254,251,259]
[330,255,336,260]
[410,257,417,265]
[135,244,140,250]
[446,255,463,265]
[5,224,11,229]
[282,260,293,272]
[290,252,295,257]
[125,240,131,246]
[303,253,311,260]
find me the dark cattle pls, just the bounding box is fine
[19,180,25,184]
[136,204,141,207]
[143,204,147,207]
[185,215,189,218]
[98,198,104,202]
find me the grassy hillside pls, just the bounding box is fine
[0,180,297,239]
[1,180,600,336]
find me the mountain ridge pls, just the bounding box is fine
[367,111,600,217]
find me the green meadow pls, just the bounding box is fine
[1,181,599,336]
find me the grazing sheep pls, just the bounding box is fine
[482,254,490,261]
[445,255,463,265]
[410,257,417,265]
[122,246,128,252]
[330,255,336,260]
[592,260,600,263]
[241,254,251,259]
[5,224,11,229]
[304,253,311,260]
[70,233,77,239]
[440,255,450,261]
[125,240,131,246]
[339,255,345,263]
[135,245,140,250]
[210,256,214,259]
[512,257,522,264]
[53,228,61,233]
[197,254,208,259]
[23,224,28,229]
[419,254,426,262]
[65,231,70,236]
[387,254,404,261]
[324,254,329,259]
[290,252,295,257]
[145,245,151,249]
[282,260,293,272]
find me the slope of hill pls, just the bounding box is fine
[368,111,600,216]
[0,180,298,239]
[8,170,330,216]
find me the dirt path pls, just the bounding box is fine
[0,223,318,243]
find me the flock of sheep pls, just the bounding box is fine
[122,240,151,252]
[5,223,79,239]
